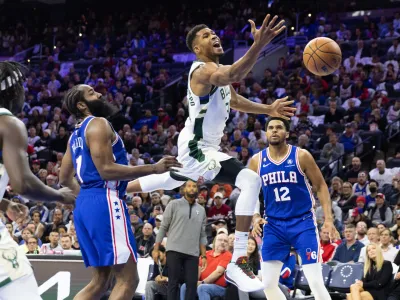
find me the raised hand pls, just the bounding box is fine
[267,97,296,120]
[248,14,286,48]
[154,156,183,174]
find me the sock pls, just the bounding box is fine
[231,231,249,262]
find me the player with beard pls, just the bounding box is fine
[59,84,181,300]
[251,117,339,300]
[127,15,295,292]
[0,61,75,299]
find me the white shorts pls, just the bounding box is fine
[0,272,41,300]
[176,128,232,181]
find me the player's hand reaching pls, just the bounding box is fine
[154,156,183,174]
[248,14,286,48]
[322,220,340,242]
[251,217,267,238]
[6,200,29,223]
[267,97,296,120]
[59,187,77,204]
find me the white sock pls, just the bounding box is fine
[232,231,249,262]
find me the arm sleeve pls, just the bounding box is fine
[42,207,49,223]
[150,263,160,281]
[200,209,208,246]
[332,245,340,261]
[155,201,174,243]
[353,244,363,262]
[363,262,393,289]
[384,208,393,227]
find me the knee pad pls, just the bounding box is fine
[235,168,261,191]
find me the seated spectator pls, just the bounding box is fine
[370,160,400,187]
[136,223,155,258]
[333,224,364,263]
[356,221,369,245]
[180,232,231,300]
[339,123,363,155]
[207,192,232,221]
[349,243,393,300]
[29,202,49,223]
[347,196,369,225]
[345,157,362,184]
[353,171,370,196]
[338,182,357,216]
[324,98,345,124]
[60,234,78,252]
[382,174,400,206]
[369,193,393,227]
[365,180,379,208]
[321,134,344,174]
[145,245,168,300]
[320,227,342,263]
[25,236,40,254]
[359,227,380,263]
[154,215,163,235]
[40,230,63,254]
[380,229,399,262]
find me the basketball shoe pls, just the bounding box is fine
[225,256,264,292]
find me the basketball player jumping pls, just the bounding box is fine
[59,85,181,300]
[251,117,339,300]
[127,15,295,292]
[0,61,76,299]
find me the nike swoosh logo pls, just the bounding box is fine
[263,163,271,167]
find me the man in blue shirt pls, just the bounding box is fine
[333,224,364,263]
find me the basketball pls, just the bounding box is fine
[303,37,342,76]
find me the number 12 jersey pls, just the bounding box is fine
[257,145,315,219]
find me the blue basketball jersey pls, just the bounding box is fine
[258,145,315,219]
[70,116,128,197]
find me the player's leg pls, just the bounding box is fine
[74,267,112,300]
[108,254,139,300]
[127,171,186,193]
[0,273,42,300]
[261,261,286,300]
[214,158,263,291]
[293,213,331,300]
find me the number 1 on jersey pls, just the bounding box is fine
[274,187,291,202]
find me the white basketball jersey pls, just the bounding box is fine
[185,61,231,148]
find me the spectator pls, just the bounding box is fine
[339,123,363,155]
[145,245,169,300]
[353,171,370,196]
[136,223,155,258]
[345,157,362,184]
[370,160,400,187]
[40,230,63,254]
[324,98,345,124]
[379,229,399,262]
[320,226,341,263]
[382,174,400,206]
[356,221,369,245]
[29,203,49,223]
[321,134,344,174]
[154,215,163,235]
[365,180,379,208]
[347,196,369,225]
[180,232,232,300]
[26,236,40,254]
[349,243,393,300]
[333,224,364,263]
[207,192,232,221]
[338,182,357,216]
[369,193,393,227]
[359,227,380,263]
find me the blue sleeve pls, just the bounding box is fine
[333,245,341,261]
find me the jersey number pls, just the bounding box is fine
[76,155,83,183]
[274,187,291,202]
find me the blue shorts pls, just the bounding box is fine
[261,212,321,265]
[74,188,138,267]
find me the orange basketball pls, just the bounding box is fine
[303,37,342,76]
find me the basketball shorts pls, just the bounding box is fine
[175,128,235,182]
[261,212,321,265]
[74,188,138,267]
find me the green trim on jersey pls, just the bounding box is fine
[209,85,218,96]
[0,277,11,288]
[188,108,207,162]
[0,108,13,117]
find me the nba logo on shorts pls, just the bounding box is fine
[208,159,217,170]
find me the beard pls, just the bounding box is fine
[83,96,118,119]
[268,138,285,146]
[185,191,198,199]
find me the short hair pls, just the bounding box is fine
[345,224,356,230]
[64,85,85,118]
[186,24,208,53]
[265,117,290,132]
[369,179,379,187]
[61,234,72,241]
[0,61,27,114]
[57,225,68,232]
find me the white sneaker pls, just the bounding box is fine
[225,256,264,292]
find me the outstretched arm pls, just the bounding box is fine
[193,15,286,87]
[299,149,338,239]
[1,116,64,202]
[86,118,181,181]
[229,86,296,120]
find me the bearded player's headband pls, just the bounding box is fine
[0,70,23,91]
